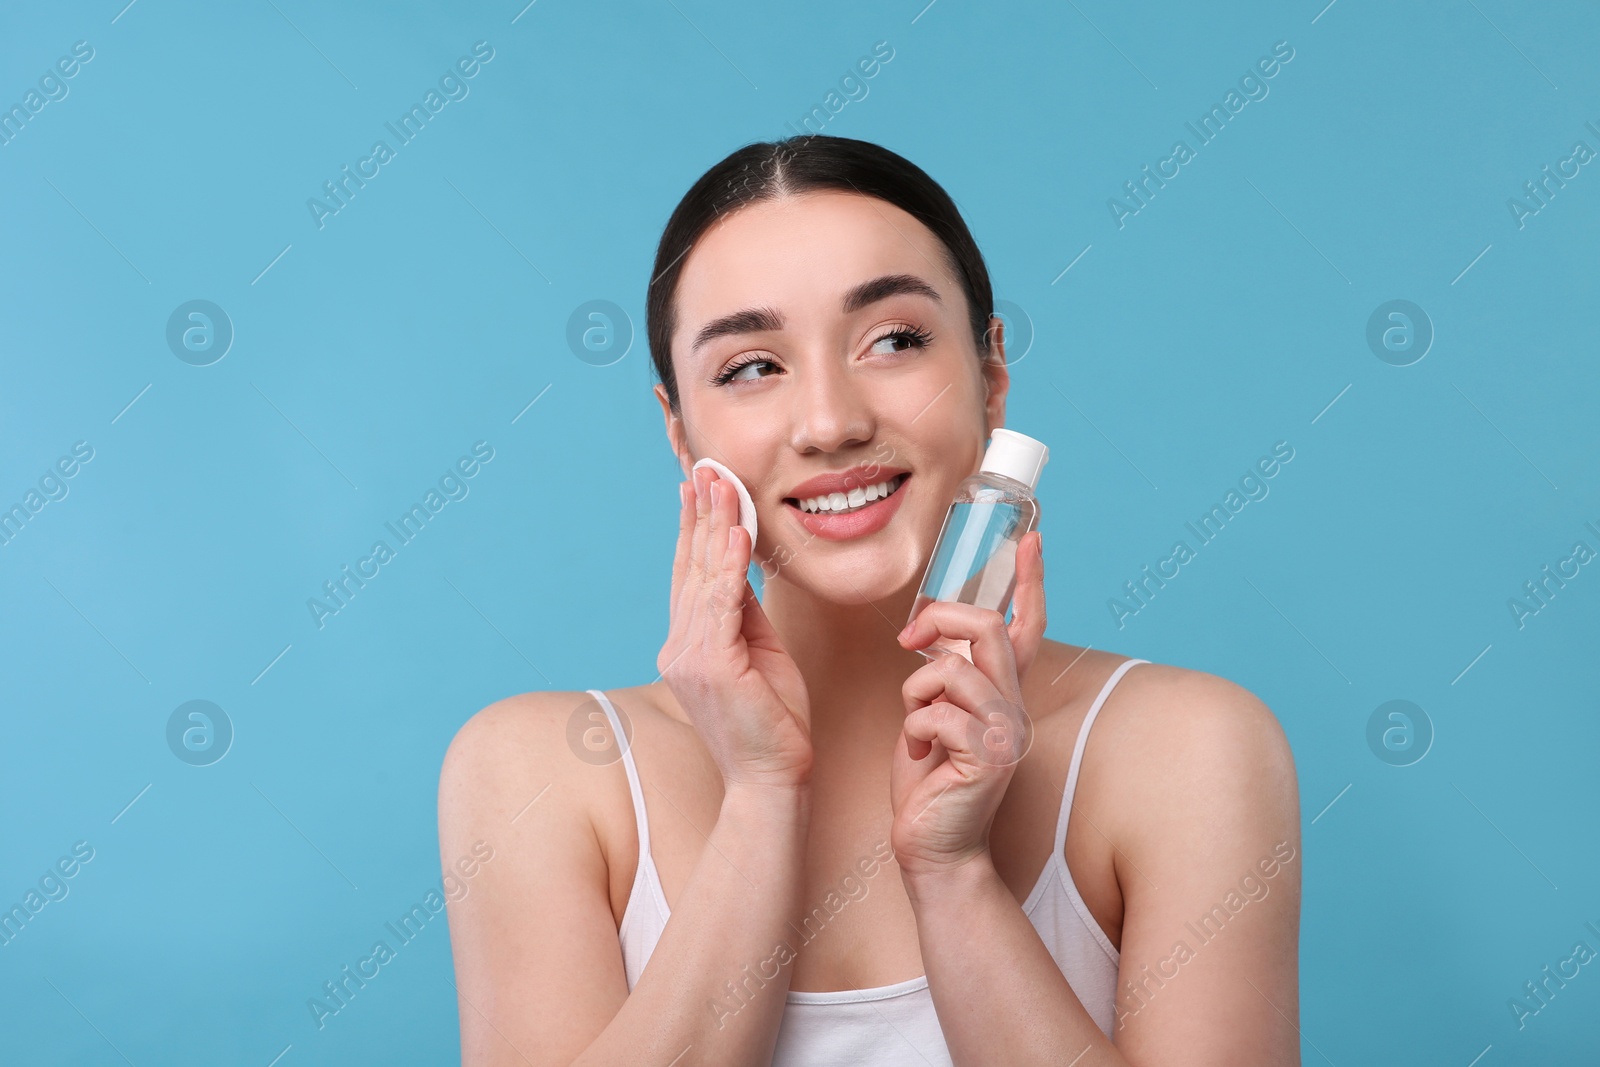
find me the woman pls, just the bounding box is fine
[438,135,1301,1066]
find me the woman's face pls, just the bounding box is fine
[655,189,1010,606]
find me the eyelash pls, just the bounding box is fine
[708,324,936,386]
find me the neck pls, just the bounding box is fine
[760,574,928,752]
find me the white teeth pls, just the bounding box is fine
[796,474,905,514]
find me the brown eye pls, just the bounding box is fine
[712,357,780,386]
[869,325,934,356]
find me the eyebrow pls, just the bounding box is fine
[690,273,942,355]
[691,306,784,355]
[842,272,942,315]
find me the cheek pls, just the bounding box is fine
[903,350,976,411]
[905,479,954,546]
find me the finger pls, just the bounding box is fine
[690,464,712,578]
[902,657,1029,764]
[902,652,1000,714]
[903,701,976,763]
[1006,531,1047,681]
[678,467,715,643]
[690,477,742,646]
[668,479,694,621]
[676,471,711,634]
[904,728,936,763]
[895,732,941,790]
[659,481,698,676]
[737,570,784,653]
[705,522,753,650]
[704,474,735,579]
[899,600,1017,698]
[904,695,1030,768]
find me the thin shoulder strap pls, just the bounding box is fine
[1052,658,1148,856]
[586,689,649,857]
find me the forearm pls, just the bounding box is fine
[575,783,812,1067]
[905,853,1133,1067]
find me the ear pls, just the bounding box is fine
[655,382,694,477]
[980,313,1012,437]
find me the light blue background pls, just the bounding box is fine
[3,0,1597,1063]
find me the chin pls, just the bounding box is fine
[779,537,924,607]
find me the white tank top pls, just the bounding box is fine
[589,656,1146,1065]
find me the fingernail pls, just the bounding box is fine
[1037,531,1043,558]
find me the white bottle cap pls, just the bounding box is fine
[691,457,758,544]
[980,428,1049,490]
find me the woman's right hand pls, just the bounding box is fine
[657,465,814,790]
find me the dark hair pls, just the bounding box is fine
[646,134,996,413]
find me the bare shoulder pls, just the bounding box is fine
[437,685,686,887]
[443,688,579,764]
[1023,645,1287,795]
[439,689,596,821]
[1071,658,1303,1056]
[1085,656,1300,863]
[437,689,655,1064]
[1100,659,1294,764]
[437,687,662,877]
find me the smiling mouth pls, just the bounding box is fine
[784,473,910,516]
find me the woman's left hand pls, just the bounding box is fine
[889,529,1047,883]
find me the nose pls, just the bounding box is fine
[787,350,874,454]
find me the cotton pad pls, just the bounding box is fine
[691,457,758,545]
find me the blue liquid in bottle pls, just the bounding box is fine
[908,430,1047,662]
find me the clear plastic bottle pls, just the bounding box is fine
[907,429,1050,662]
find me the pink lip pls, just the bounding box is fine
[785,464,912,501]
[787,474,910,541]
